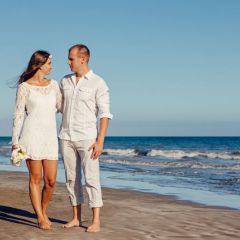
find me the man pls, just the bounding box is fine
[59,44,113,233]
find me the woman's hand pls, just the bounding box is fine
[12,145,18,152]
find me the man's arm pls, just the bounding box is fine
[89,79,113,160]
[89,117,109,160]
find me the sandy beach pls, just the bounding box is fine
[0,171,240,240]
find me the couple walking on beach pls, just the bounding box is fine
[11,44,113,232]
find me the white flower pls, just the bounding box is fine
[10,147,27,166]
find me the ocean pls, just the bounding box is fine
[1,136,240,209]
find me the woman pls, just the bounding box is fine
[12,50,62,230]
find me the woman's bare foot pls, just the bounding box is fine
[43,213,52,226]
[38,218,51,230]
[86,222,100,233]
[62,219,80,228]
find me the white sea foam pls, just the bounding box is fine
[103,149,138,156]
[148,149,199,158]
[101,158,240,171]
[147,149,240,160]
[103,148,240,160]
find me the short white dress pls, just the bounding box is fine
[12,80,62,160]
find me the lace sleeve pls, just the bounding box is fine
[54,81,62,113]
[12,84,28,145]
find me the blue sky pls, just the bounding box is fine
[0,0,240,136]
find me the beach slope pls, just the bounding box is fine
[0,171,240,240]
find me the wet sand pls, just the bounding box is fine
[0,171,240,240]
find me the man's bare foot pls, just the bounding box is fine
[43,213,52,226]
[86,222,100,233]
[62,219,80,228]
[38,219,51,230]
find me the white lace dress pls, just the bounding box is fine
[12,80,62,160]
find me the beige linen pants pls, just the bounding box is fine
[61,139,103,208]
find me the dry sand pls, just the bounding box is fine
[0,171,240,240]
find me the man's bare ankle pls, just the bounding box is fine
[72,218,79,222]
[92,220,100,224]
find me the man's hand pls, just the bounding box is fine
[88,138,104,160]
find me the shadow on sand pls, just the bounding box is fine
[0,205,67,228]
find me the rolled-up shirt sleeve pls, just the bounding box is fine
[96,80,113,119]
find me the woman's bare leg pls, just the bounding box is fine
[26,159,50,230]
[42,160,58,226]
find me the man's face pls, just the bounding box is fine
[68,48,83,72]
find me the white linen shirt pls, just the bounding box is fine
[59,70,113,141]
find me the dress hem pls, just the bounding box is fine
[19,144,58,161]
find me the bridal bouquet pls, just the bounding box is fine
[11,147,27,166]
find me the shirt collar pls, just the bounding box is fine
[84,69,93,80]
[70,70,93,87]
[71,69,93,81]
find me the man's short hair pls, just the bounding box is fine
[69,44,90,62]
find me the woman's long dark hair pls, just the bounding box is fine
[18,50,51,85]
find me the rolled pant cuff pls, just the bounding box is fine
[89,202,103,208]
[70,198,84,207]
